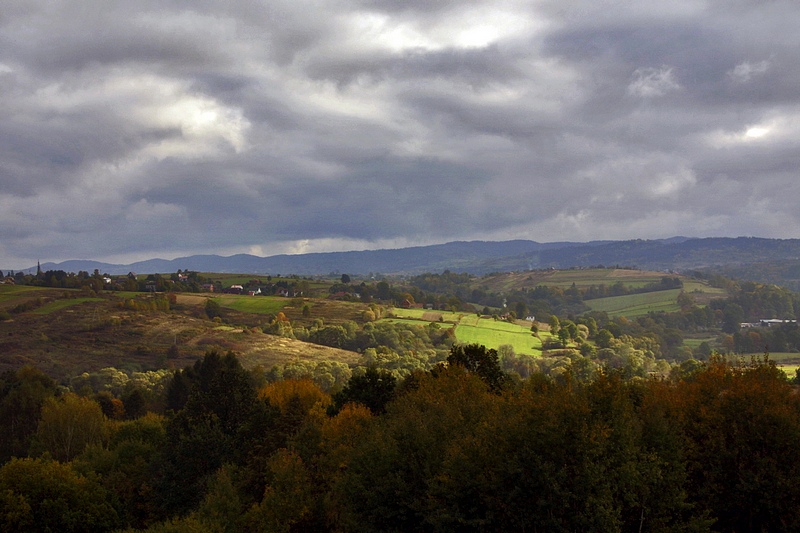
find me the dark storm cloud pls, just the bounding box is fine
[1,0,800,267]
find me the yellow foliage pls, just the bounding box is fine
[320,403,373,468]
[259,378,331,415]
[35,393,108,462]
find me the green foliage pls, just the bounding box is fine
[157,350,268,516]
[266,360,352,392]
[447,343,506,392]
[205,298,222,319]
[195,465,246,532]
[336,367,497,531]
[75,413,167,529]
[332,367,397,415]
[0,457,120,532]
[245,450,314,532]
[0,366,58,462]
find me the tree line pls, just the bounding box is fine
[1,347,800,531]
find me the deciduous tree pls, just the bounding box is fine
[33,393,107,462]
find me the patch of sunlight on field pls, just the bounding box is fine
[384,309,541,355]
[455,318,541,355]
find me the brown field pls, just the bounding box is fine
[175,294,209,306]
[0,293,360,383]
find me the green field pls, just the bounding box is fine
[113,291,143,299]
[476,268,673,293]
[0,285,50,301]
[385,308,542,355]
[455,318,542,355]
[32,298,104,315]
[682,337,716,349]
[682,281,727,295]
[381,318,438,327]
[215,295,289,315]
[389,308,466,324]
[537,270,665,288]
[585,289,683,317]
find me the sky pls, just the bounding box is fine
[2,0,799,268]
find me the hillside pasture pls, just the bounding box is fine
[32,298,104,315]
[383,308,542,355]
[0,285,57,308]
[380,318,429,327]
[390,307,465,324]
[0,286,97,316]
[585,289,683,317]
[682,336,717,349]
[455,318,542,355]
[538,269,667,289]
[214,295,289,315]
[476,268,684,294]
[682,281,729,304]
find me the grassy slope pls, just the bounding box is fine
[389,308,544,355]
[0,291,360,382]
[32,298,104,314]
[215,295,289,315]
[455,318,542,355]
[475,268,670,293]
[475,269,729,318]
[0,285,64,309]
[584,289,684,317]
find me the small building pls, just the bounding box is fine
[759,319,797,328]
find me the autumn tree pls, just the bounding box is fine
[32,393,107,462]
[675,356,800,531]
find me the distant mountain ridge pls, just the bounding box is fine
[21,237,800,286]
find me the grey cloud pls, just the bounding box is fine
[2,0,800,267]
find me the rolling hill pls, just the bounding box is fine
[17,237,800,289]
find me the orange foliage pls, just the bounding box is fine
[259,378,331,415]
[320,403,373,462]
